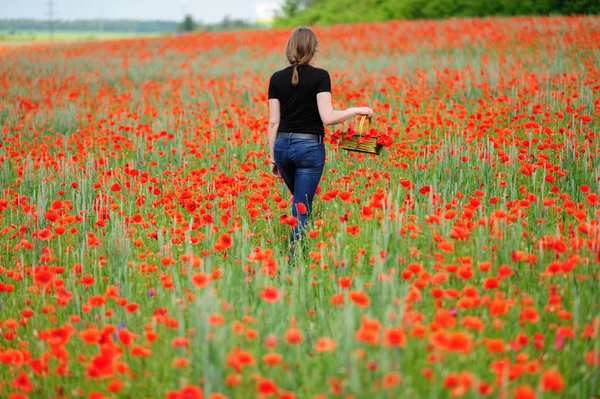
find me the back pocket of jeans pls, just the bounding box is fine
[295,142,325,167]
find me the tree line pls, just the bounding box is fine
[0,19,178,33]
[0,16,255,34]
[275,0,600,26]
[177,15,254,32]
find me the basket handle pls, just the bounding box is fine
[357,115,370,136]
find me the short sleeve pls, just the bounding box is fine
[268,75,277,99]
[316,70,331,94]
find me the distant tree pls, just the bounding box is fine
[178,14,198,32]
[222,15,232,29]
[281,0,316,18]
[202,15,253,32]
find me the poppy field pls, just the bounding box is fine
[1,15,600,399]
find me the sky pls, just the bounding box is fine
[0,0,284,24]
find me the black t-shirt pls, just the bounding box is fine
[268,65,331,135]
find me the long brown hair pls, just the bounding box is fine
[285,26,318,87]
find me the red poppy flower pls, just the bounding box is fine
[36,228,53,241]
[284,328,303,345]
[217,233,232,248]
[12,371,33,393]
[540,369,564,392]
[349,290,371,308]
[259,286,281,303]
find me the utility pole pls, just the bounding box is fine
[46,0,55,41]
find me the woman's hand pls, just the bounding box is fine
[270,162,280,178]
[356,107,375,118]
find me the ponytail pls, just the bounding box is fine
[291,62,299,86]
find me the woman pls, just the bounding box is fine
[268,26,374,257]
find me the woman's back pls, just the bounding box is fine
[268,65,331,135]
[267,26,372,261]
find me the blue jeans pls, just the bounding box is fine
[274,135,325,246]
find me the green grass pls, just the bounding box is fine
[0,29,164,43]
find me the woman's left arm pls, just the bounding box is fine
[268,99,281,175]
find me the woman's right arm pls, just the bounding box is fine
[317,92,374,126]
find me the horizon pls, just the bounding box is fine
[0,17,221,23]
[0,0,284,24]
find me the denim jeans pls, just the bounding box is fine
[274,135,325,247]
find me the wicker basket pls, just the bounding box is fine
[340,115,383,155]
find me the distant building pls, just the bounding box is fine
[256,2,280,27]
